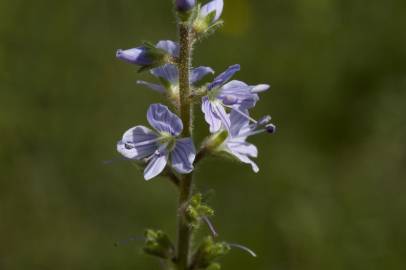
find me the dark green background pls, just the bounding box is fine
[1,0,405,269]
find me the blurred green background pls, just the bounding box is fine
[1,0,406,269]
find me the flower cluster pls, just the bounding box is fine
[116,0,275,181]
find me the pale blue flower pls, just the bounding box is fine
[117,104,196,180]
[217,108,275,173]
[202,64,270,132]
[137,64,214,96]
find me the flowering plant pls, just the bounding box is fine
[115,1,275,269]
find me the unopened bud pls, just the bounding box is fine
[116,47,153,66]
[176,0,196,12]
[116,41,176,72]
[192,237,230,268]
[186,193,214,229]
[143,229,175,259]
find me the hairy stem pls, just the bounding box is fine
[176,24,194,270]
[179,24,193,138]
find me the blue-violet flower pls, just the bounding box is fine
[137,64,214,102]
[117,104,196,180]
[215,108,275,172]
[202,64,270,133]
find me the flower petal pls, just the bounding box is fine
[252,84,270,93]
[212,101,231,132]
[156,40,180,57]
[229,107,250,137]
[116,47,152,65]
[200,0,224,22]
[218,80,259,108]
[147,104,183,135]
[117,126,158,159]
[202,97,222,133]
[144,153,168,180]
[137,80,166,93]
[151,64,179,84]
[190,66,214,84]
[171,138,196,174]
[227,139,259,173]
[208,64,240,90]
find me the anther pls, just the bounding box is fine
[266,124,276,134]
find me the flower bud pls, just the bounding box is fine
[200,0,224,22]
[186,193,214,229]
[116,47,153,66]
[143,229,175,259]
[116,41,178,72]
[192,237,230,268]
[176,0,196,12]
[193,0,224,35]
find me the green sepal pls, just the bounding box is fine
[203,130,229,152]
[191,236,230,269]
[143,229,175,259]
[185,193,215,229]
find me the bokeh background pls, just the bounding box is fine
[1,0,406,269]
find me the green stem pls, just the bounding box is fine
[179,24,193,138]
[176,24,194,270]
[176,174,193,269]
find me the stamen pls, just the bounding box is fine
[266,124,276,134]
[236,124,276,138]
[223,104,258,124]
[155,142,169,156]
[143,143,167,162]
[227,243,257,257]
[202,216,219,238]
[237,128,267,138]
[257,115,272,126]
[222,103,276,138]
[129,137,164,148]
